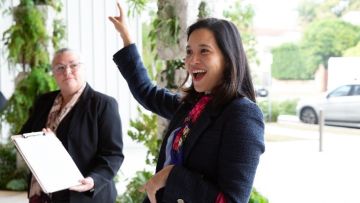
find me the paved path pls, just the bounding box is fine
[254,122,360,203]
[0,190,26,203]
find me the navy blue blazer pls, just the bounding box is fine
[113,44,265,203]
[20,84,124,203]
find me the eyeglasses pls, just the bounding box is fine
[52,62,82,74]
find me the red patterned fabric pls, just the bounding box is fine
[172,95,212,151]
[216,192,227,203]
[29,193,50,203]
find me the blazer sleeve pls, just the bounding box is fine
[162,100,265,203]
[19,96,41,134]
[112,44,181,120]
[19,93,55,134]
[87,96,124,197]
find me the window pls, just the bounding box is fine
[351,85,360,96]
[328,85,351,98]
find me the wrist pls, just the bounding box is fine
[121,33,133,47]
[165,165,174,178]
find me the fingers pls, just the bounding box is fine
[108,16,117,24]
[148,194,157,203]
[109,2,133,46]
[142,181,158,203]
[42,128,54,135]
[117,2,123,20]
[115,2,125,24]
[69,177,94,192]
[138,184,146,193]
[69,182,90,192]
[143,184,156,203]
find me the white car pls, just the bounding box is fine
[296,83,360,128]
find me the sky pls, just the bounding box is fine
[250,0,300,29]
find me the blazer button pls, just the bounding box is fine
[177,199,185,203]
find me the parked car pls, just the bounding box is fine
[256,87,269,97]
[296,83,360,128]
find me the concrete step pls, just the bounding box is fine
[0,190,27,203]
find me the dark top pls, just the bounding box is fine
[20,83,124,203]
[0,91,6,110]
[113,44,265,203]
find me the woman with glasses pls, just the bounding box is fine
[20,48,124,203]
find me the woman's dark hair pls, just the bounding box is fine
[180,18,256,106]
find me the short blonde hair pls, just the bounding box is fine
[51,48,83,67]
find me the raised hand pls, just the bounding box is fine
[108,2,133,47]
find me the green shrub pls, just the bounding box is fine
[6,177,27,191]
[117,170,152,203]
[128,106,161,166]
[117,107,159,202]
[0,143,28,190]
[249,188,268,203]
[0,143,16,188]
[271,43,313,80]
[259,99,298,122]
[0,68,57,134]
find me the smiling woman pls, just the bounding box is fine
[185,28,225,94]
[109,2,265,202]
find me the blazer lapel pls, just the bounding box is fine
[156,103,190,172]
[59,84,91,140]
[33,93,58,130]
[182,107,212,161]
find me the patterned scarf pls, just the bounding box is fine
[46,84,85,131]
[170,95,212,165]
[168,94,227,202]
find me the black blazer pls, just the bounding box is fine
[113,44,265,203]
[21,83,124,203]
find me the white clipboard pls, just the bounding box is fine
[11,132,84,193]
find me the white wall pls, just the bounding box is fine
[61,0,142,146]
[0,0,18,141]
[0,0,142,146]
[0,1,17,99]
[328,57,360,90]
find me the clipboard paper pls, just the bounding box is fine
[11,132,84,193]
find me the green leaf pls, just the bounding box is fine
[0,68,57,134]
[301,19,360,69]
[6,179,27,191]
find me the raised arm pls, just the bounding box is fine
[108,2,133,47]
[109,3,181,119]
